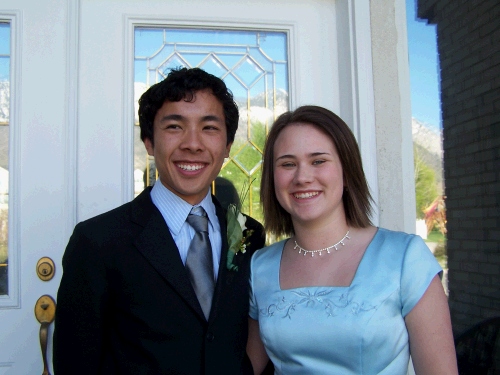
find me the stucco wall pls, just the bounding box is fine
[370,0,417,233]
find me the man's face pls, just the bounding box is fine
[144,89,232,205]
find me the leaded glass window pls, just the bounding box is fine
[133,27,289,223]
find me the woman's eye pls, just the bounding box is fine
[313,160,325,165]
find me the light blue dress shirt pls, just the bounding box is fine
[249,228,442,374]
[150,182,222,280]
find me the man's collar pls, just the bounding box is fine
[150,181,217,235]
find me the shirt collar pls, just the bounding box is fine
[150,182,217,235]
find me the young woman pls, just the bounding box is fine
[247,106,458,374]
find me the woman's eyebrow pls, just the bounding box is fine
[275,154,295,161]
[275,151,330,161]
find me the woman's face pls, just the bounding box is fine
[273,122,345,227]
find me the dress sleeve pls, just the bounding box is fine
[400,235,443,317]
[248,251,259,320]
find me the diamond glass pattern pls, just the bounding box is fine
[134,27,288,221]
[233,57,264,87]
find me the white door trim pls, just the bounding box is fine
[0,10,21,308]
[64,0,79,233]
[122,15,298,200]
[349,0,379,224]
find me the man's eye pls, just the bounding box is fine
[165,124,181,129]
[204,125,220,131]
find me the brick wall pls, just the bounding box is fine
[417,0,500,335]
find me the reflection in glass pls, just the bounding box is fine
[133,27,289,222]
[0,22,10,296]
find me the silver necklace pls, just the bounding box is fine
[294,230,351,257]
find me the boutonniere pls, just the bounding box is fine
[226,182,255,271]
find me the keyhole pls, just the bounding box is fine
[36,257,55,281]
[39,263,52,276]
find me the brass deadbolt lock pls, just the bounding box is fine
[36,257,55,281]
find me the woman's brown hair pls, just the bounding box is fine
[260,105,374,237]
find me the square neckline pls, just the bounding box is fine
[277,227,381,291]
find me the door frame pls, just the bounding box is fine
[1,0,379,309]
[121,0,379,221]
[0,0,381,372]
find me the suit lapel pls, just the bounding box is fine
[208,198,230,322]
[131,189,205,319]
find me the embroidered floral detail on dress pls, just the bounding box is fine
[260,290,375,319]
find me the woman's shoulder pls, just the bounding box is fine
[252,239,288,263]
[375,227,424,247]
[376,226,416,238]
[368,227,431,263]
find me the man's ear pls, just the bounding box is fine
[144,138,154,156]
[225,141,233,158]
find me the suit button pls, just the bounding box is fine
[206,332,215,342]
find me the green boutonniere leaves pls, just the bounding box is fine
[226,180,255,271]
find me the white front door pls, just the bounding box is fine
[0,1,75,374]
[0,1,375,373]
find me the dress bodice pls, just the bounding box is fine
[249,228,442,375]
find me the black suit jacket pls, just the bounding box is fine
[53,188,265,375]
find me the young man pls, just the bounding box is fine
[53,68,265,374]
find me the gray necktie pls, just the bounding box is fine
[185,206,215,320]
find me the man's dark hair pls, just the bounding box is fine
[138,67,239,146]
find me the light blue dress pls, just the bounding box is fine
[249,228,442,375]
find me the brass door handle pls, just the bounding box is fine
[34,295,56,375]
